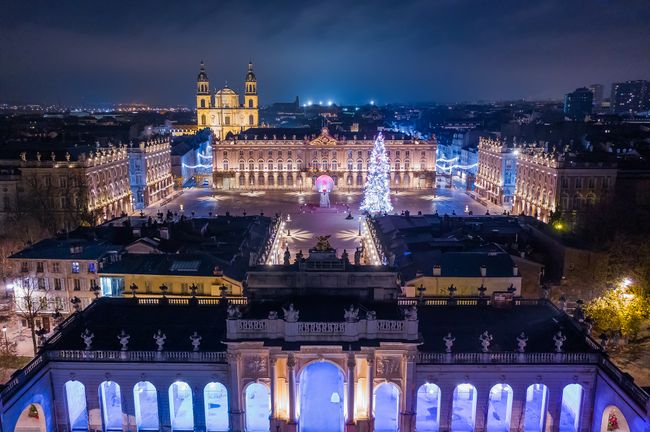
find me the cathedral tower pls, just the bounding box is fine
[196,61,211,126]
[244,62,258,109]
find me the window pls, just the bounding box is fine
[588,177,596,189]
[36,262,44,273]
[249,114,254,124]
[248,99,254,109]
[54,278,62,291]
[200,99,206,108]
[88,263,96,273]
[21,262,29,273]
[575,177,582,188]
[73,279,81,291]
[224,116,231,126]
[65,381,89,431]
[201,115,206,125]
[602,177,610,189]
[37,278,46,290]
[561,177,569,189]
[71,262,80,273]
[52,262,60,273]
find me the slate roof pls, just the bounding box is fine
[233,127,414,141]
[99,253,223,277]
[9,237,121,260]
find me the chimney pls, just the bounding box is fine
[160,227,170,240]
[513,264,519,277]
[480,264,487,277]
[432,265,441,276]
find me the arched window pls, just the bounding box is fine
[134,381,159,431]
[348,160,353,171]
[223,160,229,171]
[239,160,245,170]
[452,383,477,432]
[65,380,89,431]
[332,160,338,171]
[559,384,583,432]
[205,382,229,432]
[267,160,274,171]
[277,174,284,187]
[357,160,363,171]
[523,384,548,432]
[99,381,123,431]
[224,116,231,126]
[239,175,245,186]
[287,173,294,186]
[416,383,440,432]
[487,384,513,432]
[249,160,254,171]
[394,160,401,171]
[322,160,329,170]
[201,115,206,125]
[258,160,264,171]
[169,381,194,431]
[245,383,271,432]
[374,383,400,432]
[200,99,206,108]
[249,100,254,109]
[277,160,283,171]
[287,160,293,171]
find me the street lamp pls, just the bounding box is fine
[358,216,362,236]
[286,215,291,236]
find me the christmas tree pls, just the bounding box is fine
[607,412,619,431]
[361,132,393,214]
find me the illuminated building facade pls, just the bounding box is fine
[475,137,518,209]
[2,249,649,432]
[610,80,650,114]
[127,136,173,210]
[196,61,259,140]
[512,146,617,223]
[212,127,437,190]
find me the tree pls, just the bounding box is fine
[13,279,49,355]
[584,282,649,340]
[360,132,393,214]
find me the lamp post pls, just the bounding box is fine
[358,216,362,237]
[286,214,291,237]
[2,325,8,354]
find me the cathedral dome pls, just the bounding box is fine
[216,86,237,96]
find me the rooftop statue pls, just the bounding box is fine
[189,332,202,352]
[117,330,130,351]
[443,332,456,353]
[313,235,333,251]
[516,332,528,353]
[479,331,493,353]
[344,305,359,322]
[283,303,300,322]
[153,330,167,351]
[81,329,94,351]
[554,331,566,353]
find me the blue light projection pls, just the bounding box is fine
[523,384,548,432]
[245,382,271,432]
[204,382,229,432]
[169,381,194,431]
[559,384,583,432]
[299,362,345,432]
[134,381,159,431]
[99,381,123,431]
[416,383,440,432]
[451,383,477,432]
[64,380,88,431]
[374,383,400,432]
[487,384,513,432]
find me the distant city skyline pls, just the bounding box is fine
[1,0,649,106]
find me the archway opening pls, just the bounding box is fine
[245,382,271,432]
[169,381,194,431]
[14,403,46,432]
[65,380,89,431]
[299,361,345,432]
[559,384,583,432]
[134,381,159,431]
[523,384,548,432]
[416,383,440,432]
[99,381,123,431]
[205,382,229,432]
[452,383,477,432]
[487,383,512,432]
[374,382,400,432]
[600,405,630,432]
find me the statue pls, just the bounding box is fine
[404,305,418,321]
[227,304,242,319]
[553,331,566,353]
[153,330,167,351]
[516,332,528,353]
[36,152,41,162]
[341,249,349,264]
[443,333,455,353]
[189,332,202,352]
[479,331,493,353]
[366,310,377,320]
[20,151,26,162]
[283,247,291,265]
[50,152,56,161]
[344,305,359,322]
[314,235,332,251]
[283,303,300,322]
[295,249,304,263]
[81,329,94,351]
[65,152,71,162]
[354,248,361,266]
[268,311,278,320]
[117,330,130,351]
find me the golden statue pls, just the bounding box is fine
[314,235,333,251]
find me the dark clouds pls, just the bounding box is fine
[1,0,649,106]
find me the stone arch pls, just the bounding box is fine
[452,383,477,432]
[64,380,89,430]
[99,380,124,431]
[599,405,630,432]
[374,382,400,432]
[559,383,583,432]
[169,381,194,431]
[14,403,47,432]
[523,383,548,432]
[487,383,513,431]
[134,381,159,431]
[204,382,229,432]
[298,360,346,432]
[244,381,271,432]
[416,383,441,432]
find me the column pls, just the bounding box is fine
[473,383,490,432]
[400,353,417,432]
[193,380,206,431]
[270,357,278,429]
[346,353,356,432]
[439,383,454,432]
[367,354,375,432]
[227,353,244,432]
[287,353,297,432]
[546,384,563,432]
[509,384,528,432]
[578,383,595,432]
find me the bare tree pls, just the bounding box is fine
[13,279,49,355]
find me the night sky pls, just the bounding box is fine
[1,0,649,106]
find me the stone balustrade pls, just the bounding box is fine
[227,318,419,342]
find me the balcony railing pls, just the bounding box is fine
[417,351,599,364]
[46,350,227,363]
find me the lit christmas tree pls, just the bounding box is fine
[360,132,393,214]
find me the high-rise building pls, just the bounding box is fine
[563,87,593,120]
[588,84,604,106]
[610,80,650,114]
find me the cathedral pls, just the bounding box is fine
[196,61,259,140]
